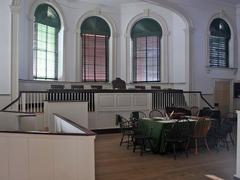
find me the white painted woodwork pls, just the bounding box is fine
[0,133,95,180]
[0,0,11,95]
[44,101,88,129]
[89,93,151,129]
[235,110,240,179]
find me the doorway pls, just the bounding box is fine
[214,80,231,116]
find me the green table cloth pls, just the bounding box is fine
[138,118,196,153]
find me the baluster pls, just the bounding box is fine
[22,93,26,112]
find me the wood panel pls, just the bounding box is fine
[214,80,230,115]
[0,133,95,180]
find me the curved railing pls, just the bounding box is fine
[1,89,214,113]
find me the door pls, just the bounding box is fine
[214,80,230,116]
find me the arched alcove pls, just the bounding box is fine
[124,5,190,90]
[75,10,117,82]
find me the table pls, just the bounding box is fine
[138,118,197,153]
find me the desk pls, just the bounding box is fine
[138,118,197,153]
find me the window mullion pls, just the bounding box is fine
[145,36,148,82]
[94,35,96,82]
[45,25,48,79]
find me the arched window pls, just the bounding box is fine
[81,16,111,82]
[33,3,61,80]
[209,18,231,67]
[131,18,162,82]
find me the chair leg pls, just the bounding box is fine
[173,143,176,160]
[185,138,190,158]
[140,139,144,156]
[185,138,190,151]
[120,134,124,146]
[224,137,229,151]
[229,133,235,146]
[195,138,198,155]
[127,135,130,149]
[204,137,210,152]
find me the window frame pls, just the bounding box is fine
[30,2,64,81]
[80,16,111,83]
[81,33,110,82]
[131,18,162,83]
[33,22,59,80]
[208,18,231,68]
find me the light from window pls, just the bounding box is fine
[33,4,60,80]
[131,18,162,82]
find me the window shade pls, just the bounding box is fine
[81,16,110,82]
[209,18,230,67]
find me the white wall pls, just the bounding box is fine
[2,0,240,109]
[18,0,189,89]
[44,101,88,129]
[0,0,11,94]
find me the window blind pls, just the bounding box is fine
[209,36,228,67]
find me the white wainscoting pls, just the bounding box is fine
[0,133,95,180]
[89,93,151,129]
[44,101,88,130]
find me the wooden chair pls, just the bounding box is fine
[91,85,102,90]
[116,114,134,148]
[164,119,191,159]
[132,128,153,156]
[149,109,164,118]
[50,84,64,89]
[71,85,84,89]
[130,111,146,121]
[222,112,236,146]
[135,86,145,90]
[190,106,199,116]
[187,118,211,155]
[151,86,161,89]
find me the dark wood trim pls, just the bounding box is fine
[92,128,120,134]
[48,89,184,93]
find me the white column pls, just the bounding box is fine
[235,110,240,179]
[10,4,20,101]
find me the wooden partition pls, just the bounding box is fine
[0,112,96,180]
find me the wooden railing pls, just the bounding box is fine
[1,89,213,113]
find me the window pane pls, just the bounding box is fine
[33,22,58,79]
[133,36,160,82]
[82,34,109,82]
[209,36,228,67]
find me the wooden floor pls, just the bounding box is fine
[95,133,236,180]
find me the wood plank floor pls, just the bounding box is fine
[95,133,236,180]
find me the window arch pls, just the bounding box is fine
[33,3,61,80]
[81,16,111,82]
[209,18,231,68]
[131,18,162,82]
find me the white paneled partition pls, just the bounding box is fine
[89,93,151,129]
[0,133,95,180]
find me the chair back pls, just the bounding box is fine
[131,111,146,120]
[193,118,211,138]
[167,119,191,139]
[190,106,199,116]
[116,114,132,130]
[50,84,64,89]
[149,109,164,118]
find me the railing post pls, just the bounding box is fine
[22,93,26,112]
